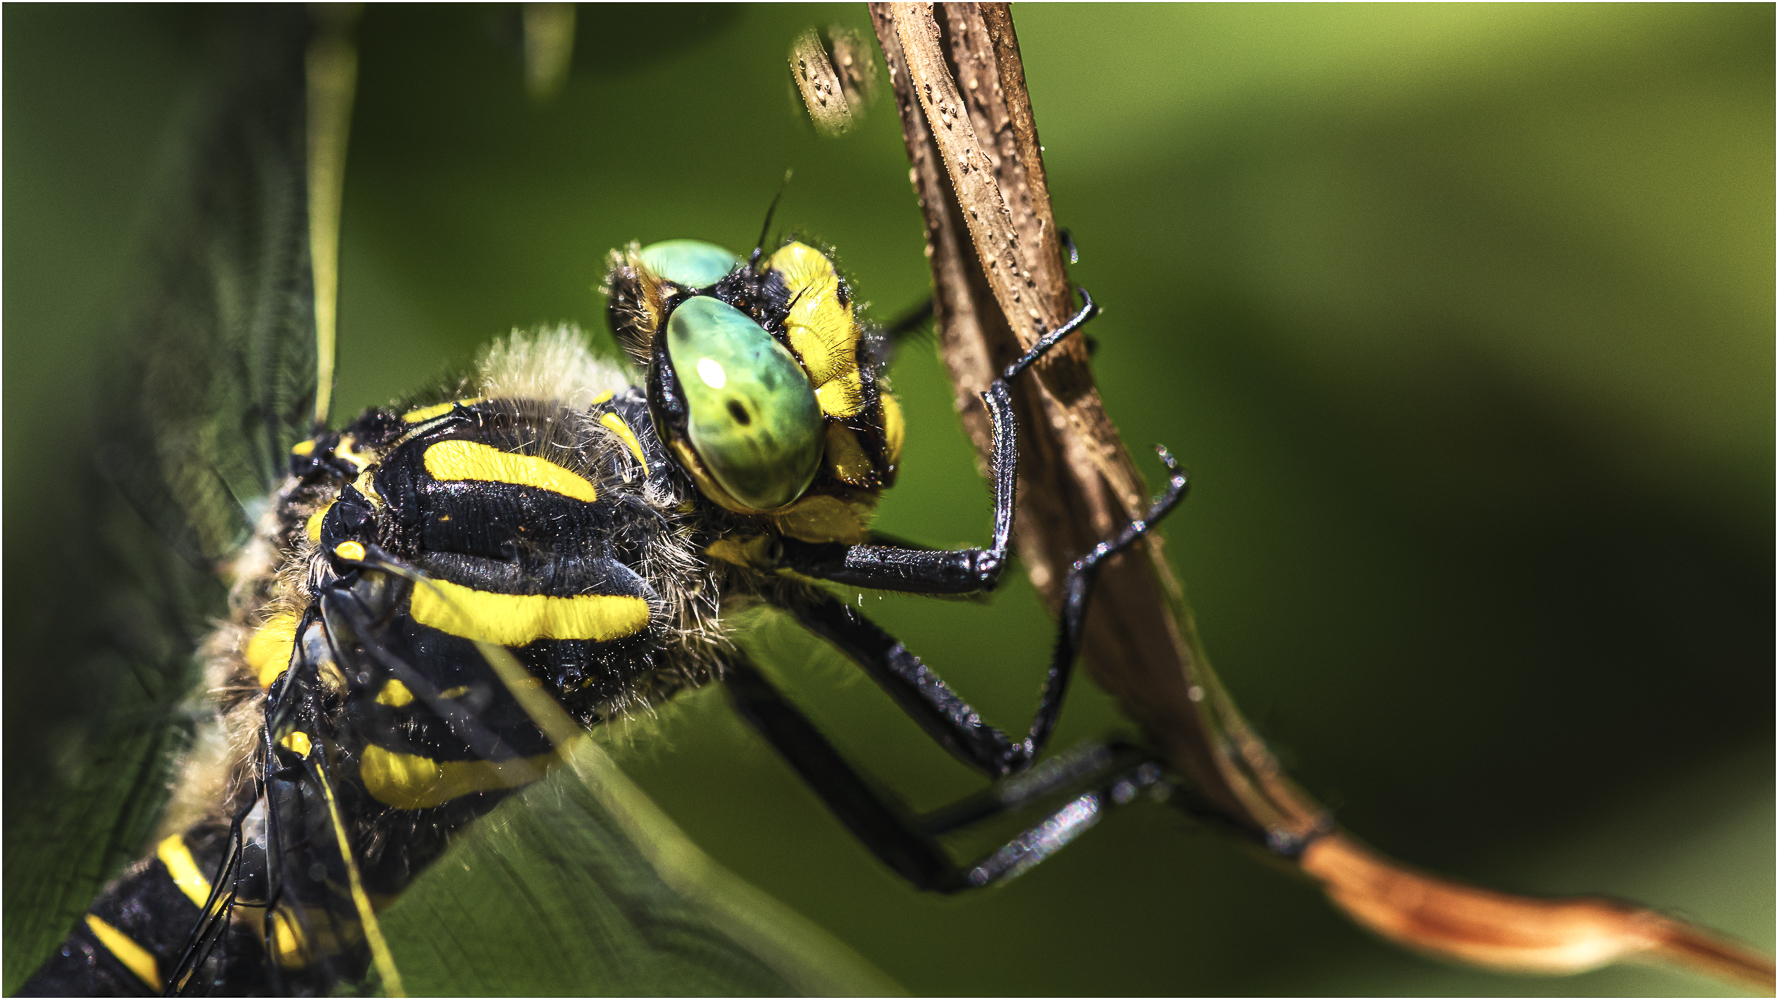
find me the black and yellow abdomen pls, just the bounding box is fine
[22,375,736,995]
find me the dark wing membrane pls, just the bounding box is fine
[3,9,318,992]
[104,6,318,565]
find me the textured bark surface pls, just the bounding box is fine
[864,3,1774,993]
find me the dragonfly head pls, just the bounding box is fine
[604,238,904,543]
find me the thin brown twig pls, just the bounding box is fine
[864,3,1775,993]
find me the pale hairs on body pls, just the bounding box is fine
[155,324,734,839]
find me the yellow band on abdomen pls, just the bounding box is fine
[85,914,161,990]
[359,744,558,810]
[422,439,596,502]
[409,578,649,646]
[155,835,212,910]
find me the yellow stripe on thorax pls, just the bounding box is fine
[422,439,596,502]
[409,578,649,646]
[359,744,558,810]
[247,612,301,688]
[85,915,160,990]
[402,396,484,423]
[334,433,376,472]
[155,835,213,910]
[599,411,650,475]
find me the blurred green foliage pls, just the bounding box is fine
[4,4,1770,995]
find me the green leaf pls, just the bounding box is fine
[376,739,900,996]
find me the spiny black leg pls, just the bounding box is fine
[724,652,952,889]
[792,592,1019,774]
[914,739,1149,837]
[778,290,1101,595]
[723,651,1168,893]
[1000,287,1099,381]
[1029,445,1190,756]
[791,445,1188,777]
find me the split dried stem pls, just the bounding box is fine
[864,3,1774,993]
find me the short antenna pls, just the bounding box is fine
[751,169,793,266]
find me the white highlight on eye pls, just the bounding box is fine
[696,357,727,389]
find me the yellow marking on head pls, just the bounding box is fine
[881,392,905,468]
[334,540,366,562]
[670,440,747,513]
[376,679,414,707]
[305,501,335,543]
[599,411,650,475]
[670,438,795,516]
[439,685,471,698]
[770,242,859,387]
[280,731,313,757]
[402,397,484,424]
[156,835,213,910]
[590,389,614,405]
[815,370,865,419]
[84,915,160,990]
[359,744,558,810]
[409,579,649,646]
[704,538,748,567]
[319,660,348,696]
[773,493,870,544]
[291,439,317,457]
[705,535,774,568]
[248,612,302,688]
[823,424,874,486]
[423,439,596,502]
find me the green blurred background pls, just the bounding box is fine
[5,4,1771,995]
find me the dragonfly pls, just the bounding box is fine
[11,7,1188,995]
[11,5,1765,997]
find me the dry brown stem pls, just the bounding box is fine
[863,3,1774,993]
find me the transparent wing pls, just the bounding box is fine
[102,7,318,565]
[306,570,898,995]
[375,637,897,996]
[3,9,317,991]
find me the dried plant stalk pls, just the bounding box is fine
[864,3,1774,993]
[790,28,855,138]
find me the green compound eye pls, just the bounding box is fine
[666,296,823,510]
[638,239,740,288]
